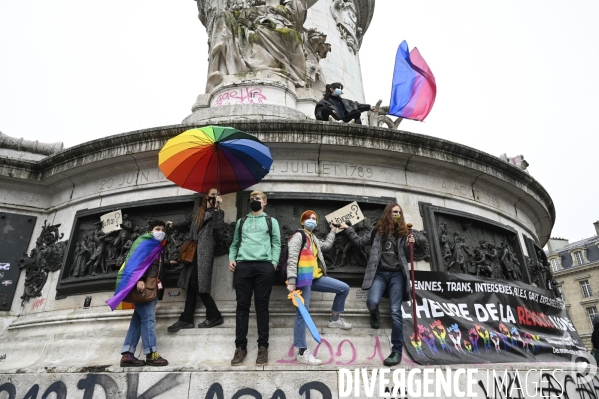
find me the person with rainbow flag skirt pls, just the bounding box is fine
[285,210,352,365]
[106,219,169,367]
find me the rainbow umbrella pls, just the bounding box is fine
[158,126,273,194]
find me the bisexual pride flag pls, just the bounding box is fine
[106,234,164,311]
[389,40,437,122]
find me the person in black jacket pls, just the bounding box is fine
[166,188,224,332]
[340,203,415,367]
[314,82,376,124]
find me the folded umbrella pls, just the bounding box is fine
[288,289,321,344]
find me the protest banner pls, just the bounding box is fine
[402,271,585,365]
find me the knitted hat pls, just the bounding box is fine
[300,210,318,225]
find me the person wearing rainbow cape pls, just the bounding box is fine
[286,210,352,365]
[106,219,168,367]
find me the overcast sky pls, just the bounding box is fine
[1,1,598,242]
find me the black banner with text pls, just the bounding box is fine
[402,271,585,365]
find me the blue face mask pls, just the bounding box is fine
[304,219,317,231]
[333,88,343,97]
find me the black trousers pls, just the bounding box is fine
[179,262,221,324]
[234,261,275,349]
[319,108,362,123]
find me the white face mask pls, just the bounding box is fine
[153,231,166,241]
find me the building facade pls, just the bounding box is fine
[548,222,599,349]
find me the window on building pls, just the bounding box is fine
[580,280,593,298]
[574,251,584,266]
[588,306,598,326]
[550,258,559,271]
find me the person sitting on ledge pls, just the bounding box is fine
[286,210,351,365]
[314,82,376,124]
[340,203,415,367]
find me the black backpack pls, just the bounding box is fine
[277,230,307,283]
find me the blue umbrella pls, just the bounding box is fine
[289,290,321,344]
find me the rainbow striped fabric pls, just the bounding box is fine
[389,40,437,122]
[296,235,317,288]
[106,234,165,311]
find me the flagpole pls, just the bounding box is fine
[407,223,419,341]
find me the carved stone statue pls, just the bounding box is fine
[500,153,529,174]
[197,0,323,92]
[446,233,471,274]
[86,224,109,276]
[111,214,133,259]
[303,28,331,91]
[500,241,522,281]
[70,242,90,277]
[439,223,452,268]
[17,220,67,304]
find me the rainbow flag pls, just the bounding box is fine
[106,234,164,311]
[389,40,437,122]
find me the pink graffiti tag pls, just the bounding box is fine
[31,298,45,310]
[367,335,386,362]
[312,339,335,365]
[335,340,358,365]
[276,336,383,365]
[214,88,267,107]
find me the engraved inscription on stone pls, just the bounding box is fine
[270,161,376,179]
[98,169,168,192]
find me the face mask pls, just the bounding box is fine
[304,219,317,231]
[250,200,262,212]
[153,231,166,241]
[393,215,401,224]
[208,196,216,207]
[333,88,343,97]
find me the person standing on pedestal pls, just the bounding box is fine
[315,83,376,124]
[286,210,352,366]
[228,190,281,366]
[166,188,224,332]
[341,203,415,367]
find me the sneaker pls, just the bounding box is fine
[370,311,380,329]
[198,316,224,328]
[328,317,352,330]
[256,346,268,366]
[231,348,247,366]
[120,352,145,367]
[296,349,322,366]
[383,351,402,367]
[145,352,169,367]
[167,320,195,332]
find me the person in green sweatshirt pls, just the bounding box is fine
[228,190,281,366]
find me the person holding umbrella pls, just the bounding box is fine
[286,210,352,365]
[166,188,224,332]
[340,203,415,366]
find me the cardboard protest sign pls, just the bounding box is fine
[325,201,365,226]
[100,210,123,234]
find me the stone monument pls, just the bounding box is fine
[0,1,590,398]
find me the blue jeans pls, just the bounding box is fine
[293,276,350,349]
[121,298,158,355]
[366,270,405,353]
